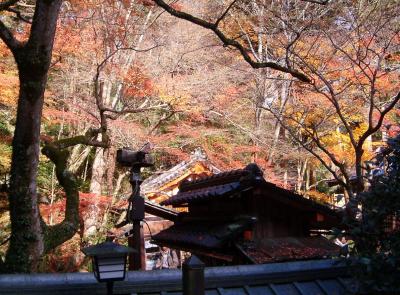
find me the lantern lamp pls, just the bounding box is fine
[83,242,135,295]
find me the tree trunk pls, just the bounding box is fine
[68,145,92,174]
[6,73,47,273]
[90,146,106,195]
[296,158,308,193]
[5,0,63,273]
[113,171,128,197]
[355,148,365,194]
[105,146,116,196]
[268,79,290,163]
[307,165,315,191]
[42,130,108,252]
[86,139,106,238]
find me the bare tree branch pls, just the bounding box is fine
[358,91,400,146]
[152,0,311,82]
[300,0,329,4]
[215,0,238,27]
[41,128,110,252]
[5,7,32,24]
[0,20,23,51]
[293,51,360,150]
[149,108,181,135]
[209,109,270,146]
[261,105,349,192]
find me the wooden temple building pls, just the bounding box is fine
[151,163,343,266]
[141,148,220,205]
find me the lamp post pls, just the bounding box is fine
[116,147,154,270]
[82,242,135,295]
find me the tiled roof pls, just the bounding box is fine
[179,163,263,192]
[141,149,220,194]
[160,182,242,206]
[179,169,248,191]
[257,182,342,222]
[160,164,263,207]
[144,200,179,221]
[152,217,256,249]
[141,161,190,193]
[153,223,224,249]
[160,163,340,220]
[236,237,340,264]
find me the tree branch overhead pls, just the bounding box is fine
[0,0,19,11]
[152,0,311,82]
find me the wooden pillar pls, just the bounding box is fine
[128,220,146,270]
[128,191,146,271]
[183,255,205,295]
[127,183,146,271]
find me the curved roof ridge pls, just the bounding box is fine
[141,151,221,193]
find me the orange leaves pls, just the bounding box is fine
[137,0,155,6]
[43,108,97,126]
[122,65,154,99]
[0,74,18,107]
[170,2,183,11]
[0,43,18,108]
[138,0,182,10]
[40,192,112,225]
[0,42,12,60]
[53,18,99,68]
[304,190,332,204]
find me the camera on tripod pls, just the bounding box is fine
[116,148,154,168]
[116,147,154,223]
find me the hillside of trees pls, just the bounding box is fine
[0,0,399,274]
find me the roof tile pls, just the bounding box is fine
[160,182,243,206]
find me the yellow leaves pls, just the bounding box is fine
[305,190,332,205]
[320,120,374,166]
[157,89,190,109]
[0,86,18,107]
[0,143,12,173]
[285,83,377,167]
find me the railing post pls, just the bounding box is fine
[106,281,114,295]
[183,255,205,295]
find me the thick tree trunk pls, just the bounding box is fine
[84,147,107,238]
[86,143,106,238]
[90,146,105,195]
[4,0,62,273]
[6,74,47,272]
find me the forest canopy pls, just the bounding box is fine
[0,0,399,274]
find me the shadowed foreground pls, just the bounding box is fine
[0,259,355,295]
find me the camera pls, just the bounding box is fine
[116,148,154,167]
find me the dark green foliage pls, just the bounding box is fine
[0,120,11,136]
[348,135,400,293]
[43,122,70,138]
[37,160,59,200]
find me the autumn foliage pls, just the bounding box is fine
[0,0,399,273]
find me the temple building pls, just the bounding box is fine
[152,163,342,266]
[141,148,221,205]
